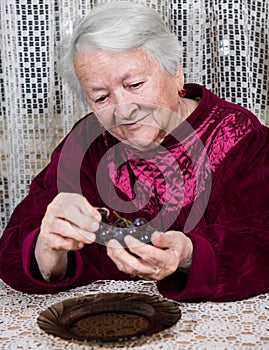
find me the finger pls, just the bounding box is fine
[48,193,101,232]
[106,239,136,273]
[124,235,167,264]
[59,196,100,231]
[151,231,169,249]
[40,230,85,251]
[58,193,101,218]
[152,230,193,262]
[124,235,183,280]
[106,239,155,277]
[41,215,96,244]
[151,230,180,249]
[95,207,110,219]
[152,231,193,273]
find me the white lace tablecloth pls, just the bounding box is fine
[0,278,268,350]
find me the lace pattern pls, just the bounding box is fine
[0,0,268,232]
[0,279,268,349]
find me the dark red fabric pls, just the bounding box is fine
[1,84,268,301]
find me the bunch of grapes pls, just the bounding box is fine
[96,209,155,247]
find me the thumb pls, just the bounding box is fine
[151,230,185,249]
[151,231,173,248]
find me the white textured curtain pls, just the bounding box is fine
[0,0,268,232]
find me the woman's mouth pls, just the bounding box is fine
[122,121,142,129]
[120,114,151,130]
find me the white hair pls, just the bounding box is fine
[58,1,182,98]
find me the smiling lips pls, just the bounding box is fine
[122,122,142,129]
[119,114,152,130]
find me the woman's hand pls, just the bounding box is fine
[35,193,102,281]
[106,230,193,280]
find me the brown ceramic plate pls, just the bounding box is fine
[37,292,181,342]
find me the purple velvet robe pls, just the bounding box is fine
[0,84,268,301]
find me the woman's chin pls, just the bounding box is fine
[124,137,162,151]
[109,127,164,150]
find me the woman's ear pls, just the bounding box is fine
[175,65,185,92]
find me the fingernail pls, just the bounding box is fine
[124,235,132,244]
[107,239,121,248]
[151,231,162,240]
[92,221,99,231]
[83,232,95,241]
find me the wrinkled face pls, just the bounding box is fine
[74,48,184,150]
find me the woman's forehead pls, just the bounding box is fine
[73,48,158,84]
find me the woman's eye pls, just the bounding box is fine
[95,95,108,104]
[129,82,144,89]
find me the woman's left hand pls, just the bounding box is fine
[106,230,193,280]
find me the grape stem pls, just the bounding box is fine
[112,211,133,227]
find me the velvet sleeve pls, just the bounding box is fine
[157,125,269,301]
[0,117,132,294]
[0,142,85,293]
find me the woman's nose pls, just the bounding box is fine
[113,103,139,121]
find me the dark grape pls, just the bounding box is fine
[96,222,113,244]
[112,227,126,246]
[116,220,127,228]
[139,227,154,244]
[133,217,147,227]
[126,225,138,236]
[131,225,153,244]
[97,208,108,222]
[95,211,155,247]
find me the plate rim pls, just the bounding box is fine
[37,292,181,343]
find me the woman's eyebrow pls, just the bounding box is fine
[91,86,108,92]
[89,72,145,93]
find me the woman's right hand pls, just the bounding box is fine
[34,193,102,281]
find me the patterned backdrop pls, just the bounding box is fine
[0,0,268,232]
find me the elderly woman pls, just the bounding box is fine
[0,1,268,301]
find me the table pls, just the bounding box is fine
[0,278,268,349]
